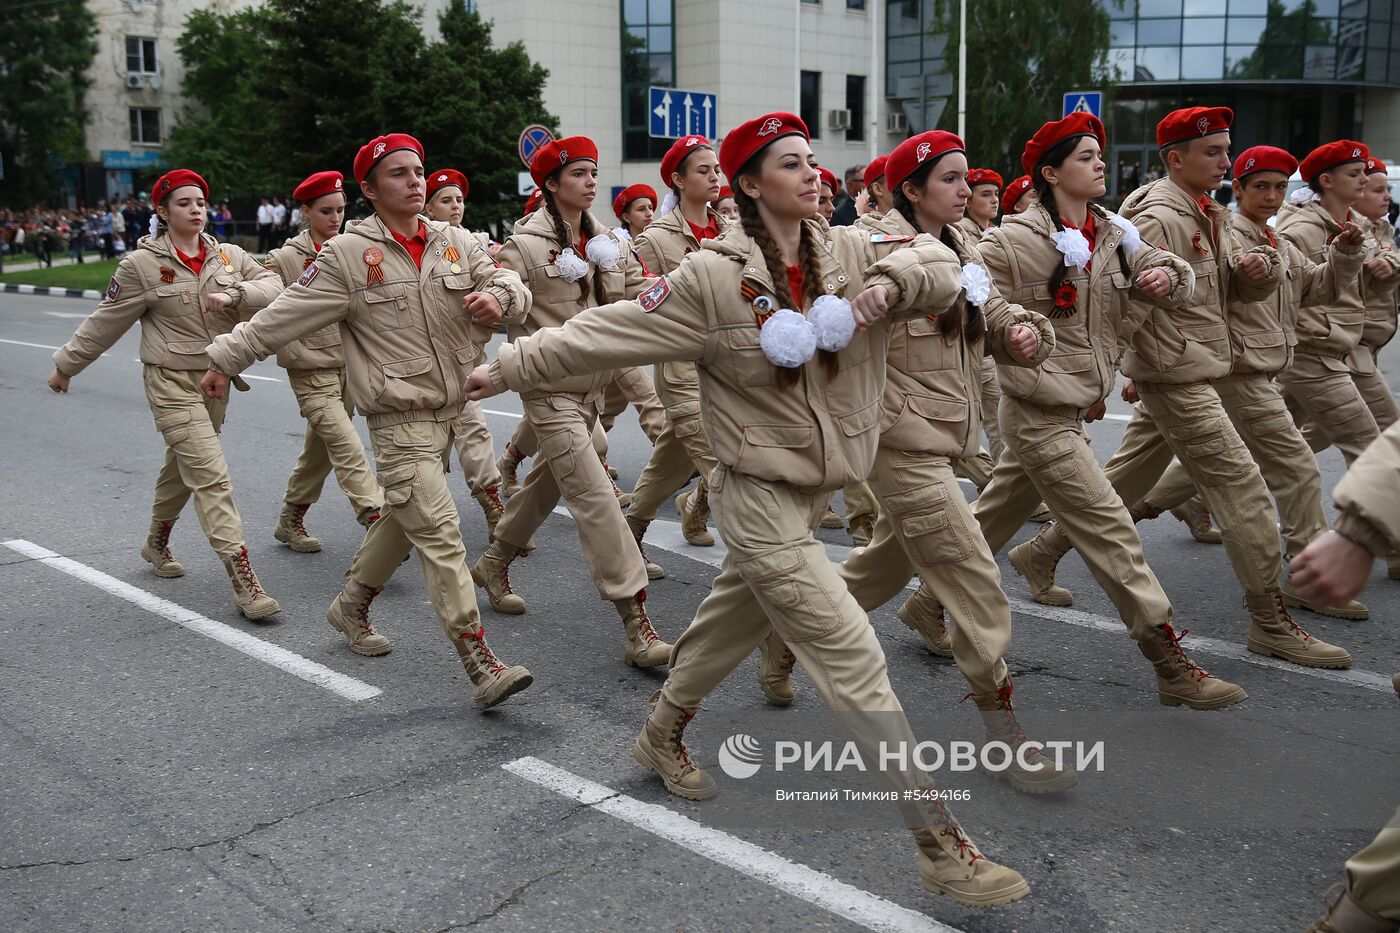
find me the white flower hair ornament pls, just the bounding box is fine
[808,295,856,352]
[960,263,991,306]
[658,189,680,217]
[759,309,819,368]
[148,213,160,238]
[1289,186,1321,205]
[1052,226,1092,269]
[613,226,633,242]
[585,234,623,271]
[1106,213,1143,256]
[554,247,590,283]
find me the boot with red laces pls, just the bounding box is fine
[497,443,523,497]
[913,799,1030,908]
[1138,621,1247,709]
[896,584,953,657]
[757,629,797,705]
[472,485,506,542]
[454,625,533,709]
[221,546,281,620]
[470,540,527,614]
[326,579,392,655]
[615,589,671,668]
[141,519,184,578]
[634,691,716,800]
[965,679,1077,795]
[1246,590,1351,669]
[274,502,321,553]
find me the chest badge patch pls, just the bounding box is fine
[444,244,462,274]
[159,266,177,284]
[363,246,385,287]
[105,277,122,301]
[218,249,233,273]
[297,262,320,287]
[638,277,671,312]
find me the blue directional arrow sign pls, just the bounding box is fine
[1062,91,1103,118]
[650,86,717,140]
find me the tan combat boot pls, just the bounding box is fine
[1281,579,1370,621]
[221,546,281,620]
[967,679,1077,794]
[615,589,672,668]
[757,629,797,705]
[497,443,523,497]
[326,579,392,655]
[675,486,714,547]
[472,485,506,543]
[470,541,527,614]
[913,808,1031,908]
[1008,524,1074,606]
[455,625,533,709]
[1307,883,1398,933]
[274,502,321,553]
[1138,622,1246,709]
[1170,497,1223,544]
[602,455,632,508]
[896,585,953,657]
[848,513,875,547]
[624,514,666,580]
[633,693,717,800]
[1245,591,1352,669]
[819,505,845,529]
[141,519,185,578]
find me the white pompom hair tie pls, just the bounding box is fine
[658,190,680,217]
[148,213,160,238]
[759,309,819,368]
[959,263,991,305]
[808,295,856,352]
[585,235,623,271]
[1052,226,1092,269]
[1106,213,1144,256]
[554,247,590,282]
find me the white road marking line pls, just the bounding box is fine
[243,374,281,382]
[0,338,61,350]
[605,511,1393,694]
[1102,412,1131,422]
[2,539,381,702]
[43,310,89,319]
[483,408,523,420]
[502,756,962,933]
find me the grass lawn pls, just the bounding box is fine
[0,259,122,292]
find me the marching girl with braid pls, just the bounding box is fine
[834,130,1076,795]
[465,112,1032,910]
[470,135,675,673]
[49,169,284,620]
[422,167,510,541]
[263,170,384,554]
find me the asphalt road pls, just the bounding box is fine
[1,290,1396,933]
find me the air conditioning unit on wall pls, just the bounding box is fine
[125,74,146,89]
[828,109,851,131]
[886,112,908,134]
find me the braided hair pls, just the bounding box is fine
[1031,135,1131,292]
[890,157,984,342]
[542,184,606,305]
[732,184,838,387]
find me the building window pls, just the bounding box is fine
[126,36,157,75]
[621,0,675,161]
[848,0,867,8]
[129,108,161,145]
[846,75,867,141]
[800,71,822,140]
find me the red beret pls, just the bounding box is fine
[1022,112,1107,175]
[530,135,599,189]
[966,169,1004,190]
[1232,146,1297,181]
[1300,140,1369,184]
[719,112,809,180]
[863,155,889,191]
[293,171,345,204]
[1156,106,1232,149]
[1365,156,1387,175]
[1000,175,1034,215]
[886,132,964,193]
[152,169,208,202]
[817,166,840,194]
[426,168,469,200]
[661,135,711,188]
[717,185,734,201]
[353,133,424,185]
[523,188,543,216]
[613,183,657,218]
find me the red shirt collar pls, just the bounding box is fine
[687,218,718,243]
[174,242,206,275]
[388,220,428,268]
[786,265,804,309]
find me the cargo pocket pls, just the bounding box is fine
[538,426,594,499]
[1018,436,1106,511]
[378,462,439,533]
[739,545,842,643]
[153,408,191,444]
[1175,419,1249,487]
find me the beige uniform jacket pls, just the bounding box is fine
[263,230,346,372]
[496,208,649,400]
[54,233,279,377]
[867,210,1054,458]
[490,217,964,492]
[1117,178,1281,385]
[1332,418,1400,556]
[1352,216,1400,373]
[1274,201,1381,359]
[979,201,1193,408]
[1226,213,1365,377]
[954,216,989,243]
[205,215,528,430]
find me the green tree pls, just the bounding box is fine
[0,0,98,205]
[1229,0,1335,80]
[934,0,1115,180]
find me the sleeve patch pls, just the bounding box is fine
[870,233,915,244]
[297,262,320,287]
[638,277,671,312]
[105,277,121,301]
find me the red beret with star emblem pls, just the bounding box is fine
[1155,106,1232,149]
[1232,146,1298,181]
[426,168,469,200]
[817,166,840,195]
[1001,175,1033,214]
[1022,112,1107,175]
[1366,156,1388,175]
[1300,140,1370,184]
[293,171,345,205]
[966,168,1004,190]
[151,169,208,203]
[886,132,964,193]
[718,112,809,181]
[530,135,599,189]
[863,155,890,191]
[661,135,711,188]
[353,133,424,185]
[613,183,658,218]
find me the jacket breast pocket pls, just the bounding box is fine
[359,286,413,331]
[155,284,196,316]
[723,326,774,387]
[904,316,956,372]
[372,355,434,408]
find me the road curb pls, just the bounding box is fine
[1,283,101,301]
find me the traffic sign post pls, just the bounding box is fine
[649,87,717,139]
[518,124,555,169]
[1063,91,1103,118]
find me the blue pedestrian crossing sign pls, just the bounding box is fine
[1062,91,1103,118]
[650,87,717,140]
